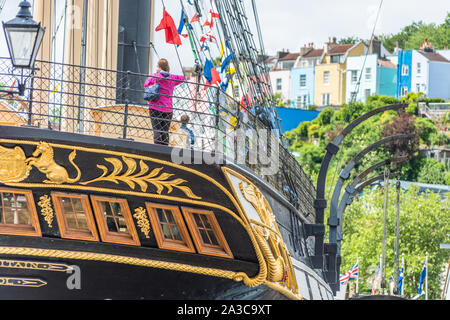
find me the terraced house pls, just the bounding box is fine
[290,44,323,108]
[314,38,365,107]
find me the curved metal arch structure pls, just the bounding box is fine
[307,103,407,272]
[325,134,414,290]
[335,157,407,254]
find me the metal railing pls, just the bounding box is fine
[0,57,316,220]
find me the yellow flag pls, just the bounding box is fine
[220,40,225,60]
[51,83,60,94]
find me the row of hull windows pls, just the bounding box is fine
[0,188,233,259]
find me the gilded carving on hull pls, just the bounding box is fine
[37,195,54,228]
[25,142,81,184]
[81,156,201,200]
[0,259,72,272]
[0,146,31,183]
[133,207,151,238]
[223,167,300,297]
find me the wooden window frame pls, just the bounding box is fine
[90,196,140,246]
[146,203,195,253]
[181,207,233,259]
[51,192,99,242]
[0,188,41,237]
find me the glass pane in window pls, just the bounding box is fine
[101,201,112,216]
[170,225,182,241]
[207,230,219,246]
[106,216,118,232]
[117,217,128,233]
[111,202,123,217]
[157,208,166,223]
[62,197,72,212]
[75,213,88,230]
[162,223,172,239]
[164,209,175,224]
[199,229,210,244]
[72,198,83,211]
[17,209,30,225]
[4,207,14,224]
[65,212,77,229]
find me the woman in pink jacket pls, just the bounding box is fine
[144,59,185,145]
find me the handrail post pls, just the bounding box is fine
[123,70,131,140]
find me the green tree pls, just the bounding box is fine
[341,186,449,299]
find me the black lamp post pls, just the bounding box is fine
[2,0,45,96]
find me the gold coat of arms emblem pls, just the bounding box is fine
[0,146,31,183]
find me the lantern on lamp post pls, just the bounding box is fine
[2,0,45,95]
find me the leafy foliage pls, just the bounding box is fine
[341,186,449,299]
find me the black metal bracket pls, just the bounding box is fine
[304,224,325,238]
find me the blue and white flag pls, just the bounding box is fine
[398,267,404,294]
[418,261,427,295]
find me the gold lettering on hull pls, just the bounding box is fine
[0,277,47,288]
[0,259,72,272]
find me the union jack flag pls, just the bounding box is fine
[340,262,359,285]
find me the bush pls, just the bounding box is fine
[417,158,447,185]
[318,107,335,126]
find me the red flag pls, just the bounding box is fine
[210,10,220,19]
[8,79,17,92]
[205,68,221,88]
[190,13,199,23]
[200,31,217,43]
[155,9,182,45]
[202,19,211,28]
[210,9,220,28]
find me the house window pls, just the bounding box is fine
[0,188,41,237]
[91,196,140,246]
[330,55,341,63]
[401,87,408,97]
[365,89,371,100]
[181,207,233,259]
[276,78,282,91]
[417,63,421,74]
[401,65,409,76]
[323,71,330,85]
[322,93,330,106]
[416,84,421,93]
[52,192,99,241]
[146,203,195,253]
[296,95,308,108]
[365,68,372,80]
[300,74,307,87]
[351,70,358,83]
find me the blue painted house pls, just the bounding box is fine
[397,50,413,98]
[397,47,450,99]
[290,45,323,108]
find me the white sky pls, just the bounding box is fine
[0,0,448,74]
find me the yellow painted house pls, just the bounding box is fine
[314,40,365,106]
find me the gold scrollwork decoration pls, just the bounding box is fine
[80,156,201,200]
[133,207,151,239]
[0,259,72,272]
[37,195,54,228]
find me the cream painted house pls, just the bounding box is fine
[314,39,365,107]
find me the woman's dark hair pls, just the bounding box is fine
[158,59,170,72]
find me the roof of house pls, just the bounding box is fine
[279,52,300,61]
[417,50,449,63]
[302,49,324,58]
[378,59,396,68]
[328,43,355,55]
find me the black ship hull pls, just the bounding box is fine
[0,126,333,300]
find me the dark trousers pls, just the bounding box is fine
[149,109,173,146]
